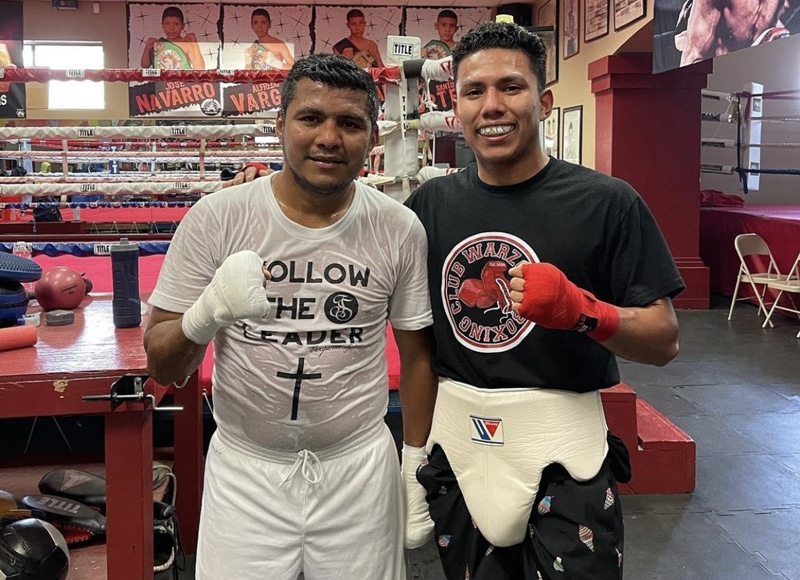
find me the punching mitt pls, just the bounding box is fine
[20,495,106,546]
[37,464,175,514]
[0,518,69,580]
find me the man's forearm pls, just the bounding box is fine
[398,361,438,447]
[144,317,208,385]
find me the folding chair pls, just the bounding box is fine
[727,233,787,325]
[761,252,800,338]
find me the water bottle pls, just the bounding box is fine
[110,238,141,328]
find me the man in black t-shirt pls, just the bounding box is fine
[227,22,684,579]
[405,22,684,580]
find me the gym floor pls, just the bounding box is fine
[2,297,799,579]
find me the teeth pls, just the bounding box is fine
[478,125,513,136]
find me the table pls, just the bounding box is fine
[0,293,203,580]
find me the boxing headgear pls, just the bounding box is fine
[0,518,69,580]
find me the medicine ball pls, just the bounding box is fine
[33,267,92,312]
[0,518,69,580]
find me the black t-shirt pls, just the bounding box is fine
[406,158,685,392]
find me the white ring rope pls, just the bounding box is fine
[0,124,276,141]
[1,174,224,184]
[0,181,222,196]
[0,150,279,160]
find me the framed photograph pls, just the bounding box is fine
[543,106,560,158]
[562,105,582,165]
[536,0,559,86]
[613,0,646,31]
[563,0,579,59]
[584,0,609,42]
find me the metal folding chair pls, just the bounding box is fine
[761,252,800,338]
[727,233,787,326]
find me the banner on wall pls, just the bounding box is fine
[127,3,222,117]
[0,1,25,119]
[654,0,799,73]
[405,7,491,111]
[219,5,312,117]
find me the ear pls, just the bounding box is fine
[276,113,285,143]
[539,89,554,121]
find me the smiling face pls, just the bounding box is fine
[454,47,552,186]
[277,78,375,198]
[161,16,184,41]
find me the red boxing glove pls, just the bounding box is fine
[517,262,620,342]
[244,162,269,174]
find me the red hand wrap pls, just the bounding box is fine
[518,262,620,342]
[244,162,269,174]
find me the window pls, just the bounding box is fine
[23,42,104,110]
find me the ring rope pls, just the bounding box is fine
[0,124,276,141]
[0,67,400,86]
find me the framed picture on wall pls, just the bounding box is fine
[613,0,646,31]
[584,0,609,42]
[563,0,579,59]
[537,0,559,85]
[544,107,560,158]
[562,105,582,165]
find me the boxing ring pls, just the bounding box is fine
[700,84,800,313]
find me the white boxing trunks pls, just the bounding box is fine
[427,378,609,547]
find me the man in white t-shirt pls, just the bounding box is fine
[144,54,437,580]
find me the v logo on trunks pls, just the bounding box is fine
[428,379,609,547]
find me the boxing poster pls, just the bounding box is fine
[405,8,491,112]
[219,5,312,117]
[654,0,798,73]
[0,1,25,119]
[127,3,222,117]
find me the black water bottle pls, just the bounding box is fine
[110,238,141,328]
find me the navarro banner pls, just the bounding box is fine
[0,1,25,119]
[127,3,222,117]
[654,0,799,73]
[219,5,312,117]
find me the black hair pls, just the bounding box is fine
[437,10,458,21]
[452,21,547,93]
[161,6,184,23]
[251,8,271,22]
[346,9,365,21]
[280,54,380,133]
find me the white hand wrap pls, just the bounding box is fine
[402,443,433,549]
[181,250,270,345]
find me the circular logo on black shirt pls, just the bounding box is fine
[442,232,538,352]
[324,292,359,324]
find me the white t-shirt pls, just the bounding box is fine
[149,174,432,453]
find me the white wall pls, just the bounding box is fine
[702,34,800,205]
